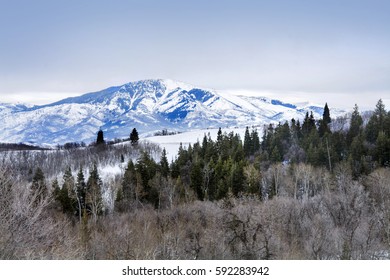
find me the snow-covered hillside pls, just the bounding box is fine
[145,127,249,161]
[0,79,346,145]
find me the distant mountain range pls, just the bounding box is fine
[0,79,346,145]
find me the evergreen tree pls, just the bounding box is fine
[198,134,208,160]
[309,111,316,131]
[331,131,347,162]
[243,126,252,157]
[302,111,316,136]
[136,151,158,203]
[251,129,260,155]
[302,112,313,136]
[75,167,86,221]
[62,167,74,194]
[347,104,363,144]
[386,111,390,136]
[121,160,136,201]
[116,160,149,211]
[130,128,139,146]
[296,119,303,139]
[96,128,105,145]
[375,99,386,130]
[31,167,47,203]
[231,161,245,197]
[318,104,331,137]
[216,127,223,154]
[366,99,386,143]
[270,146,282,162]
[349,135,366,179]
[160,148,170,178]
[217,127,223,143]
[52,178,61,209]
[375,131,390,167]
[86,163,104,221]
[244,164,262,198]
[233,140,244,162]
[323,103,331,124]
[58,167,75,214]
[190,160,204,200]
[52,178,60,198]
[216,158,233,199]
[204,159,216,200]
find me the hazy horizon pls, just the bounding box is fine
[1,78,388,111]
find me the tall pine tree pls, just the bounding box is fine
[96,128,105,145]
[75,167,86,221]
[319,103,331,137]
[243,126,252,157]
[31,167,47,204]
[86,163,104,221]
[160,148,170,178]
[130,128,139,146]
[347,104,363,144]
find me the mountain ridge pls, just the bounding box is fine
[0,79,345,145]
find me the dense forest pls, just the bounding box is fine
[1,99,390,259]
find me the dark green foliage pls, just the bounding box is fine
[31,167,47,203]
[130,128,139,146]
[96,129,105,145]
[349,136,367,179]
[251,129,260,155]
[160,148,170,178]
[363,100,390,168]
[75,167,86,220]
[231,161,245,197]
[54,167,75,215]
[244,126,251,157]
[215,158,232,200]
[302,111,316,136]
[135,151,159,205]
[52,178,61,208]
[245,164,262,198]
[270,146,282,162]
[190,160,204,200]
[366,99,386,143]
[347,104,363,144]
[122,160,136,200]
[375,131,390,166]
[243,127,261,158]
[86,163,104,217]
[323,103,331,124]
[111,99,390,209]
[216,127,223,153]
[115,160,137,212]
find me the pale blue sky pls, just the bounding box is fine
[0,0,389,109]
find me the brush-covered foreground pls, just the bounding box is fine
[1,100,390,259]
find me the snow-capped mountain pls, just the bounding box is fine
[0,79,345,145]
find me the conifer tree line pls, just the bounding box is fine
[1,101,390,259]
[114,100,390,207]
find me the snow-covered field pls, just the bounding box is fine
[144,126,252,161]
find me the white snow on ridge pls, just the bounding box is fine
[0,79,347,145]
[162,78,194,92]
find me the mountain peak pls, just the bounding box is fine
[0,79,346,145]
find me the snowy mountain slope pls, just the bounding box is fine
[0,79,346,145]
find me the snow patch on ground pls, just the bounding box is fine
[145,127,253,161]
